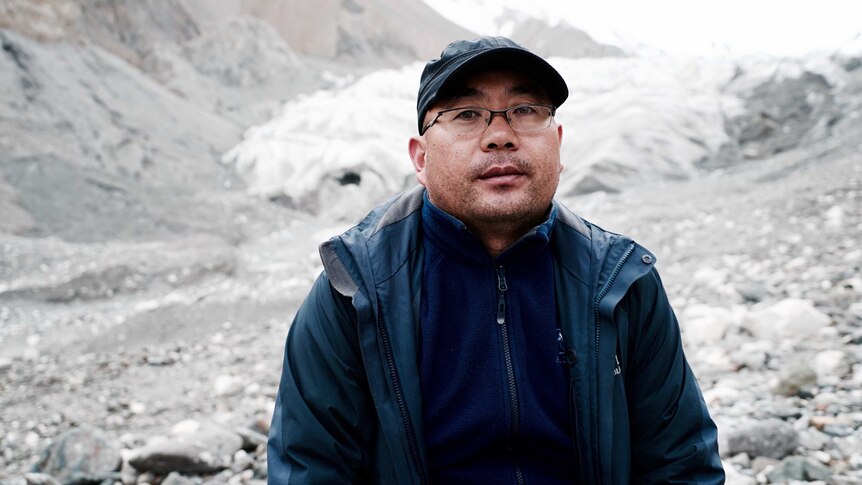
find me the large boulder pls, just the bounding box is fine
[30,427,122,485]
[126,421,243,474]
[773,360,817,397]
[743,298,831,340]
[765,456,831,483]
[724,419,799,459]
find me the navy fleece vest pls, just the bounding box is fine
[419,195,576,483]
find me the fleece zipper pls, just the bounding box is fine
[496,265,525,485]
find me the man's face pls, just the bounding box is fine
[409,69,564,228]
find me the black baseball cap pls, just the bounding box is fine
[416,36,569,134]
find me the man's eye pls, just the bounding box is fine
[511,105,539,116]
[453,109,483,121]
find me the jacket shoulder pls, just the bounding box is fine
[319,186,425,296]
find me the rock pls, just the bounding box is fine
[722,462,757,485]
[744,298,831,340]
[126,421,243,474]
[751,456,780,474]
[703,386,742,407]
[798,429,831,451]
[120,461,138,485]
[765,456,832,482]
[810,415,837,430]
[725,419,799,459]
[692,346,737,372]
[728,452,752,467]
[730,341,771,371]
[161,472,196,485]
[0,474,60,485]
[814,350,851,385]
[831,475,862,485]
[825,425,856,438]
[30,427,122,484]
[835,431,862,459]
[825,205,845,229]
[812,450,832,464]
[135,471,157,484]
[233,426,267,450]
[681,304,736,345]
[231,450,254,472]
[773,361,818,397]
[735,282,769,303]
[214,375,244,397]
[200,469,233,484]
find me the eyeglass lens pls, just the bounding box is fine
[439,105,553,134]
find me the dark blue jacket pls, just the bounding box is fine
[268,186,724,484]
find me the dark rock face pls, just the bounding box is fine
[30,428,122,485]
[721,70,838,161]
[725,419,800,459]
[76,0,202,66]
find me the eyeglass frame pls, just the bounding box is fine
[421,104,557,135]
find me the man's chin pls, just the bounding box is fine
[469,196,549,224]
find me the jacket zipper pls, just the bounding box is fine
[591,242,635,481]
[377,312,427,484]
[496,266,525,485]
[593,243,635,367]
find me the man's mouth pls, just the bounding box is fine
[478,165,525,180]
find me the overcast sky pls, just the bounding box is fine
[425,0,862,57]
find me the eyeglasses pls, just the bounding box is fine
[422,104,556,135]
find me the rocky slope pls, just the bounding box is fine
[185,0,475,67]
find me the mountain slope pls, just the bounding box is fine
[180,0,476,66]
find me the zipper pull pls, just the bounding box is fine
[496,266,507,325]
[496,266,508,292]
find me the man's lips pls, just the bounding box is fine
[478,165,525,180]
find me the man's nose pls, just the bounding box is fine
[482,112,518,150]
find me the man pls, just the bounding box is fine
[268,36,724,484]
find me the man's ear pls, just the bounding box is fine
[557,123,564,173]
[408,136,428,186]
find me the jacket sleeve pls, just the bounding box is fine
[268,272,375,484]
[622,268,725,484]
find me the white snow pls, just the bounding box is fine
[222,63,422,219]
